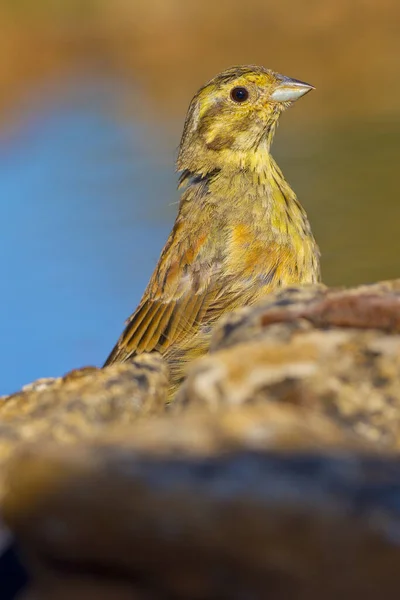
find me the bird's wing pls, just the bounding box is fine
[104,213,276,365]
[104,218,219,364]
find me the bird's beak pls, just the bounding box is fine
[270,75,314,103]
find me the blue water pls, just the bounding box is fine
[0,82,173,394]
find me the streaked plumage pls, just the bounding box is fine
[105,65,320,395]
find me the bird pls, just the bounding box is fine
[104,65,321,397]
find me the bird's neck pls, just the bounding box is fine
[177,116,279,176]
[177,134,276,179]
[178,145,293,206]
[178,148,313,243]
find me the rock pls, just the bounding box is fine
[3,279,400,598]
[85,403,369,455]
[2,436,400,600]
[177,329,400,446]
[175,281,400,447]
[211,279,400,352]
[0,355,168,499]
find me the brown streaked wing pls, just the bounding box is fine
[104,213,285,366]
[104,217,216,365]
[103,260,280,366]
[104,285,215,365]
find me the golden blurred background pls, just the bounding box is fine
[0,0,400,392]
[1,0,400,120]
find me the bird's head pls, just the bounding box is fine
[177,65,314,174]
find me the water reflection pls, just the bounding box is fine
[0,79,399,394]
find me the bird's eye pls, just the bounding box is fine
[230,86,249,103]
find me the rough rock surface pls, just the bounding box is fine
[0,354,168,498]
[210,279,400,351]
[178,328,400,446]
[177,282,400,447]
[3,279,400,598]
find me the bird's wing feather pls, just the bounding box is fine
[104,217,221,364]
[104,214,278,365]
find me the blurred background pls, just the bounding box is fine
[0,0,399,394]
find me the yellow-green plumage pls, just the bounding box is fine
[105,65,320,395]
